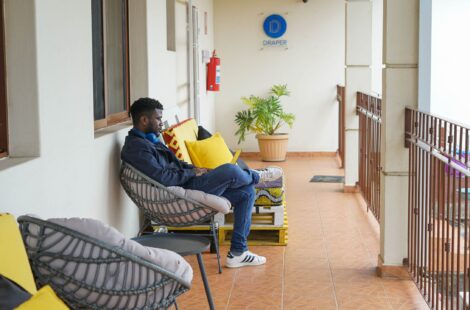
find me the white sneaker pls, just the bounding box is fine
[226,251,267,268]
[255,167,282,183]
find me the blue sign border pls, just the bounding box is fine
[263,14,287,39]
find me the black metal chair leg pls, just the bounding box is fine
[211,222,222,274]
[197,253,215,310]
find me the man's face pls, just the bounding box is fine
[144,109,163,136]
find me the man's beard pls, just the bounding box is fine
[145,124,160,136]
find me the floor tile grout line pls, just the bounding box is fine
[353,194,380,260]
[176,158,425,309]
[225,267,239,310]
[351,197,380,266]
[352,198,429,309]
[316,188,340,310]
[350,193,395,309]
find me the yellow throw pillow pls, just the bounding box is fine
[15,285,69,310]
[0,213,37,295]
[185,133,234,169]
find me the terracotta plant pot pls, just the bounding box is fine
[256,134,289,162]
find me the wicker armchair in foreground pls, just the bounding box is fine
[18,215,191,310]
[120,161,231,273]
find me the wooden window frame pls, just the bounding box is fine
[0,0,8,158]
[93,0,130,131]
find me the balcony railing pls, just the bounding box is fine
[337,85,345,168]
[406,107,470,309]
[356,92,382,222]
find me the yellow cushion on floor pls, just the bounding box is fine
[0,213,37,295]
[185,133,234,169]
[15,285,68,310]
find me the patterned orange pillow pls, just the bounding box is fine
[162,119,198,164]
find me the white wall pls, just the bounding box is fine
[213,0,345,152]
[0,0,215,237]
[194,0,216,131]
[430,0,470,126]
[175,0,190,119]
[0,0,138,236]
[153,0,215,130]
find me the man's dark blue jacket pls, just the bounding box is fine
[121,129,196,186]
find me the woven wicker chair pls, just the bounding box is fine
[18,215,190,310]
[120,161,223,273]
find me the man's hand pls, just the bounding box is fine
[193,167,208,176]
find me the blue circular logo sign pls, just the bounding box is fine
[263,14,287,39]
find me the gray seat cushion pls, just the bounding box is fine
[47,217,193,284]
[167,186,231,214]
[23,215,193,309]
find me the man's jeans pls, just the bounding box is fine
[183,164,260,255]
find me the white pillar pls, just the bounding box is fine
[344,0,372,189]
[418,0,432,113]
[379,0,419,273]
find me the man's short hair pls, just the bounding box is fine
[130,97,163,125]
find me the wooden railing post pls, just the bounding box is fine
[404,107,411,148]
[406,107,470,309]
[356,91,382,222]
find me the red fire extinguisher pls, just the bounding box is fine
[207,50,220,91]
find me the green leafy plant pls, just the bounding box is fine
[235,84,295,144]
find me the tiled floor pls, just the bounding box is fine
[175,156,429,309]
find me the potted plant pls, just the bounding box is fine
[234,84,295,161]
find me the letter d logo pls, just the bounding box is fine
[269,20,281,34]
[263,14,287,39]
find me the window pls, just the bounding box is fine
[92,0,130,130]
[0,0,7,158]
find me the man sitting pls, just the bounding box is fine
[121,98,281,268]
